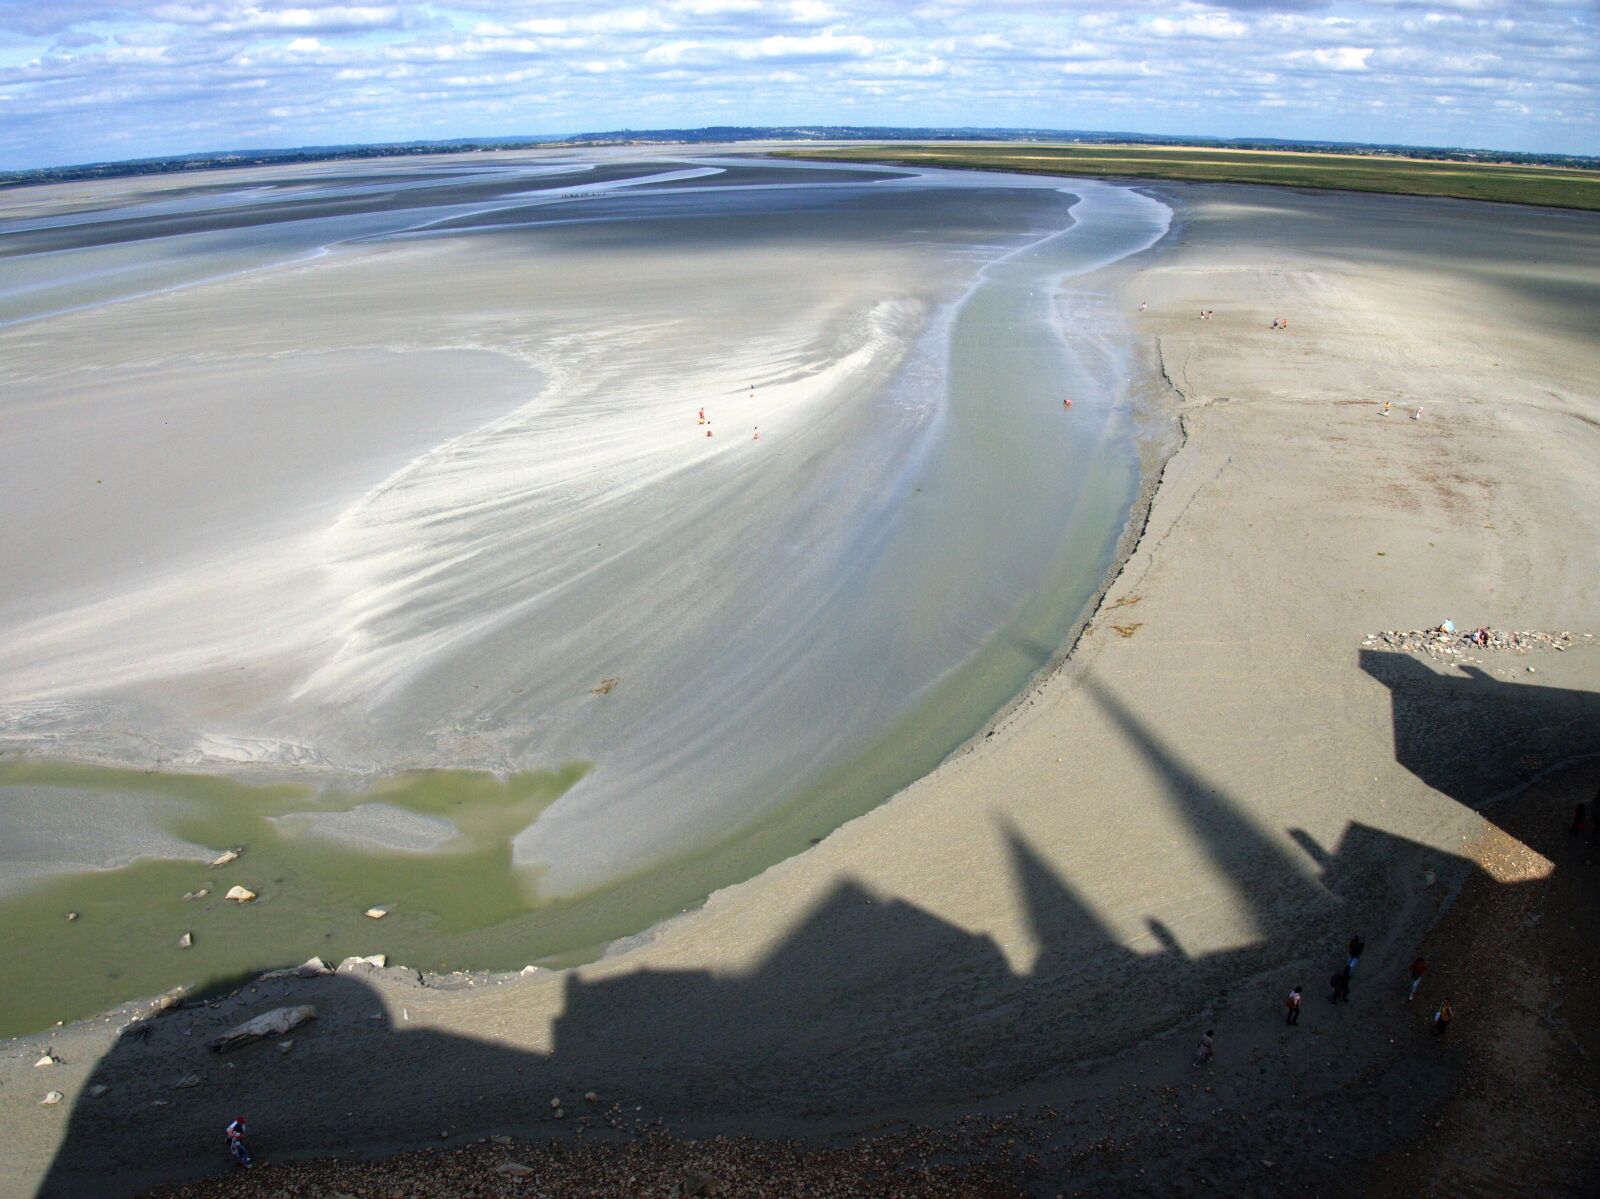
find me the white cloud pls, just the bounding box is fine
[0,0,1594,167]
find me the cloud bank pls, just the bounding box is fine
[0,0,1594,167]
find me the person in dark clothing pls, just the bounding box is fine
[1286,986,1304,1025]
[1330,965,1351,1004]
[1434,1000,1453,1035]
[1347,934,1365,975]
[1408,956,1427,1000]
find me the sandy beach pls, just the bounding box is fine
[4,174,1599,1198]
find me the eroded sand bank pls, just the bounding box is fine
[6,178,1599,1198]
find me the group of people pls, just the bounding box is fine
[1194,934,1452,1067]
[696,406,759,440]
[1379,399,1425,420]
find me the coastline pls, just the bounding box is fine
[7,178,1599,1199]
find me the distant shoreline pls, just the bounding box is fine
[6,129,1595,193]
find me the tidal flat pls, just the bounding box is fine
[0,151,1170,1033]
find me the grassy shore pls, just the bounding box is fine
[776,143,1600,210]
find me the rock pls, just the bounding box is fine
[178,933,193,948]
[681,1168,726,1196]
[182,889,209,901]
[495,1163,535,1177]
[276,1040,294,1054]
[550,1097,562,1108]
[519,965,541,976]
[364,906,389,919]
[175,1072,202,1089]
[65,912,78,922]
[34,1052,58,1068]
[87,1084,109,1098]
[208,849,239,868]
[224,885,256,903]
[490,1134,513,1145]
[336,954,387,972]
[209,1005,317,1052]
[263,956,332,980]
[553,1109,565,1119]
[41,1091,63,1106]
[585,1091,598,1103]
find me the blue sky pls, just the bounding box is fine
[0,0,1595,169]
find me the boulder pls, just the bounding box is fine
[209,1005,316,1052]
[34,1053,56,1068]
[224,886,256,903]
[336,954,387,972]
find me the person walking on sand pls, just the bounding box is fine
[1381,400,1391,416]
[1347,934,1365,976]
[1286,985,1304,1026]
[1408,956,1427,1000]
[1434,999,1453,1035]
[1193,1030,1215,1066]
[752,427,759,441]
[1330,964,1351,1004]
[226,1117,253,1169]
[1412,406,1423,420]
[1139,301,1147,312]
[697,407,706,425]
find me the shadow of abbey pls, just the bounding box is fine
[35,652,1600,1198]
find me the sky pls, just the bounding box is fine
[0,0,1595,169]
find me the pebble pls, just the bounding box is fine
[365,906,389,919]
[41,1091,63,1106]
[178,932,193,948]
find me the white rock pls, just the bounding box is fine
[65,912,78,922]
[276,1040,294,1054]
[209,849,239,868]
[34,1054,56,1068]
[175,1073,202,1089]
[182,889,209,901]
[224,886,256,903]
[364,906,389,919]
[41,1091,63,1106]
[519,965,541,976]
[209,1005,316,1052]
[585,1091,598,1103]
[178,933,193,949]
[336,954,387,972]
[550,1096,561,1108]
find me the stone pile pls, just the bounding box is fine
[1362,627,1592,662]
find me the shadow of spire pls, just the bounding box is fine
[1081,672,1329,935]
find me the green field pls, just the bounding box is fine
[775,143,1600,211]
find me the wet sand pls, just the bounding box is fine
[4,177,1599,1198]
[0,155,1170,1033]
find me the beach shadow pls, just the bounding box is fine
[34,663,1597,1197]
[1359,649,1600,807]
